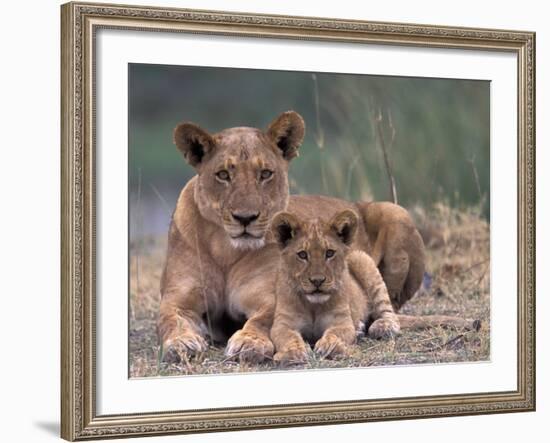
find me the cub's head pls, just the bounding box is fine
[174,111,305,250]
[271,210,359,304]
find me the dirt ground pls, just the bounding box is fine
[129,203,490,377]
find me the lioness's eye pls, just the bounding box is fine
[260,169,273,180]
[297,250,308,260]
[216,170,230,181]
[326,249,336,259]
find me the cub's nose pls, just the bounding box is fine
[231,212,259,227]
[309,276,326,288]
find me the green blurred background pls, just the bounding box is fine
[129,63,489,240]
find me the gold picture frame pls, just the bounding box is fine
[61,1,536,440]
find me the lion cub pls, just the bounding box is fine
[270,209,400,364]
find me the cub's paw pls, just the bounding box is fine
[368,317,401,339]
[162,332,209,363]
[314,335,348,359]
[273,345,309,366]
[225,329,274,364]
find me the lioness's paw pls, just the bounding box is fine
[225,329,274,364]
[368,317,401,339]
[314,335,348,359]
[162,333,208,363]
[273,345,309,366]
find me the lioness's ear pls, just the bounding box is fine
[271,212,302,248]
[173,122,215,168]
[329,210,358,245]
[266,111,305,161]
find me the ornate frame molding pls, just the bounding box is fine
[61,2,535,440]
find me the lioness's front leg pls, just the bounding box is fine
[224,257,276,363]
[159,285,212,363]
[225,305,275,364]
[158,234,223,363]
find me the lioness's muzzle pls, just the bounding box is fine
[231,211,259,227]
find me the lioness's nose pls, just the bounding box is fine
[309,276,326,288]
[232,212,259,227]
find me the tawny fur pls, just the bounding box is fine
[286,197,425,312]
[286,197,479,330]
[159,111,305,364]
[269,211,400,365]
[158,111,472,365]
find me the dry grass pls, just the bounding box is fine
[129,203,490,377]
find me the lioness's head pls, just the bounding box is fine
[174,111,305,250]
[271,210,359,304]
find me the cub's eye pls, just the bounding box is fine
[325,249,336,259]
[216,170,230,181]
[259,169,273,181]
[297,250,308,260]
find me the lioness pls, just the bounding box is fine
[270,210,400,364]
[158,111,462,364]
[159,111,305,364]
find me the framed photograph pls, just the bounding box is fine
[61,1,535,440]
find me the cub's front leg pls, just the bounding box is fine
[314,312,356,359]
[271,317,309,366]
[365,269,401,339]
[347,251,401,339]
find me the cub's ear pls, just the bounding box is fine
[266,111,305,161]
[173,122,215,168]
[329,209,358,246]
[271,212,302,248]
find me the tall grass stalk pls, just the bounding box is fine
[132,168,142,323]
[149,183,173,217]
[311,74,329,195]
[374,108,398,204]
[345,154,361,200]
